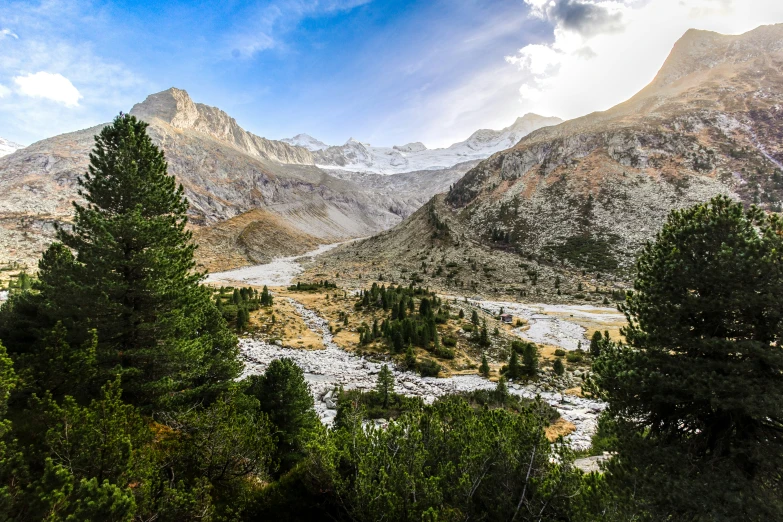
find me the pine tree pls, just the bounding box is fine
[589,331,603,357]
[1,114,240,408]
[376,364,395,408]
[506,351,521,380]
[591,196,783,520]
[247,357,318,474]
[405,344,417,370]
[479,354,490,377]
[553,358,564,376]
[521,343,538,377]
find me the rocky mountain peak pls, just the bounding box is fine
[647,23,783,91]
[393,142,428,153]
[129,87,201,128]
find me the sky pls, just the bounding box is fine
[1,0,782,148]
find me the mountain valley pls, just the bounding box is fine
[307,24,783,301]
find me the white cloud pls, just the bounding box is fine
[507,0,783,120]
[0,84,10,98]
[0,28,18,39]
[13,72,83,107]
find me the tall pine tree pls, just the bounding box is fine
[590,196,783,520]
[1,114,240,408]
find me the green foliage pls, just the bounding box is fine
[0,114,240,409]
[375,365,394,408]
[417,359,441,377]
[565,350,584,363]
[589,331,603,357]
[479,353,490,377]
[590,196,783,521]
[553,358,565,376]
[246,358,319,475]
[334,388,423,426]
[287,280,337,291]
[309,396,582,522]
[553,348,566,357]
[547,234,620,271]
[356,284,448,355]
[511,340,539,377]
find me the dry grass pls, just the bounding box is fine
[545,417,577,441]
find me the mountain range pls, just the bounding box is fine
[281,113,562,175]
[0,89,558,271]
[307,24,783,301]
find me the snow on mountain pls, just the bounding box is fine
[0,138,24,158]
[281,133,329,151]
[285,113,562,175]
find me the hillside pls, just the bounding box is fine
[308,24,783,302]
[0,90,464,270]
[0,88,551,271]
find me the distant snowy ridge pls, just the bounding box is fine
[281,133,329,151]
[0,138,24,158]
[284,113,563,175]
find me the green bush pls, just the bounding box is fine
[566,350,585,363]
[554,349,566,357]
[418,359,441,377]
[442,336,457,347]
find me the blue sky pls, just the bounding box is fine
[1,0,781,148]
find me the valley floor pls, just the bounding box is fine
[206,244,625,451]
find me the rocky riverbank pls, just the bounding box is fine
[239,298,605,451]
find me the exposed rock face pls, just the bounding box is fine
[314,24,783,299]
[129,88,315,165]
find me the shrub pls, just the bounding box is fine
[442,336,457,347]
[566,350,585,363]
[418,359,441,377]
[554,349,566,357]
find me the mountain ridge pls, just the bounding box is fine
[306,24,783,301]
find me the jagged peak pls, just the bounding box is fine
[129,87,201,127]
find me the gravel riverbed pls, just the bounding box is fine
[239,299,605,451]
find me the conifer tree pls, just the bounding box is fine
[376,364,395,408]
[553,358,564,376]
[591,196,783,520]
[247,357,318,474]
[1,114,240,408]
[479,354,490,377]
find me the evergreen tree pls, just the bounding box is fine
[506,351,522,380]
[0,114,240,408]
[479,354,490,377]
[521,343,538,377]
[375,364,395,408]
[405,344,417,370]
[553,358,564,376]
[246,358,319,474]
[471,310,479,326]
[589,331,603,357]
[590,196,783,521]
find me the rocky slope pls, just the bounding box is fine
[310,24,783,301]
[0,90,442,270]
